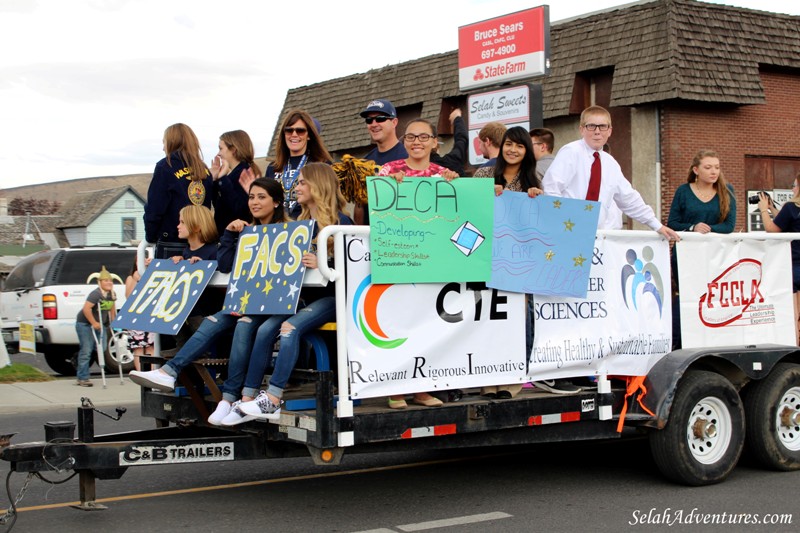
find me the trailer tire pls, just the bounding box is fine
[649,370,744,486]
[744,363,800,471]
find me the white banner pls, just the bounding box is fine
[677,239,794,347]
[531,234,672,379]
[346,236,526,398]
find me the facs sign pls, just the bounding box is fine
[458,6,550,91]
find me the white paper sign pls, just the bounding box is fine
[346,236,526,398]
[676,238,794,347]
[531,234,672,379]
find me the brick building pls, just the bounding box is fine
[272,0,800,231]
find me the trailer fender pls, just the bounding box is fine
[636,345,800,429]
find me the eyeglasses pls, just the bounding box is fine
[284,127,308,135]
[404,133,433,143]
[583,123,610,132]
[365,116,392,125]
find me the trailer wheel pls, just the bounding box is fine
[649,370,744,486]
[744,363,800,471]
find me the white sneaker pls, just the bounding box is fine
[207,400,232,426]
[220,401,256,426]
[239,391,282,420]
[129,369,175,392]
[532,380,581,394]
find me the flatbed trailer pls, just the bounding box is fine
[3,228,800,515]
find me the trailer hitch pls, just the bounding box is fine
[80,397,127,421]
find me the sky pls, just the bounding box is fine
[1,0,798,189]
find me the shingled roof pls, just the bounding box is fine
[57,185,145,229]
[275,0,800,153]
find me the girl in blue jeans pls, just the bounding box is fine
[129,177,289,424]
[238,162,353,420]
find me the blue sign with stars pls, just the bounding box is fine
[223,220,315,315]
[488,192,600,297]
[113,259,217,335]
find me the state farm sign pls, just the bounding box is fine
[458,7,549,91]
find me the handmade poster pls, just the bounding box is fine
[367,176,494,283]
[531,232,672,380]
[676,238,794,347]
[346,236,526,398]
[114,260,217,335]
[223,221,315,314]
[488,192,600,297]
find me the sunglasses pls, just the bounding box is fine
[365,116,392,125]
[284,127,308,135]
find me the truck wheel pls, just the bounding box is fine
[43,347,78,376]
[744,362,800,471]
[649,370,744,486]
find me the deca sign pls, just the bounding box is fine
[458,6,549,91]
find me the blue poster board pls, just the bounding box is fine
[488,192,600,297]
[223,220,315,315]
[113,260,217,334]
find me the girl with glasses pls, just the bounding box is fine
[378,119,458,182]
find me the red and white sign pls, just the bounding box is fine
[458,6,549,91]
[677,239,795,347]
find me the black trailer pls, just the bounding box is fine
[3,229,800,516]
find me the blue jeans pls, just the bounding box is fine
[241,314,288,399]
[266,297,336,399]
[163,310,266,402]
[75,322,103,381]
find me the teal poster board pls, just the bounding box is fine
[367,176,494,283]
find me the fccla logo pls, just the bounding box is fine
[699,259,764,327]
[352,275,408,349]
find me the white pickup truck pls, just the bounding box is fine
[1,245,136,374]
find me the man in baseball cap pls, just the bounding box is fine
[356,98,407,224]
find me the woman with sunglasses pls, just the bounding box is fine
[266,109,332,219]
[378,118,458,183]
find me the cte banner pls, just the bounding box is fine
[114,260,217,335]
[676,239,794,347]
[223,221,314,315]
[346,236,526,398]
[367,176,494,284]
[531,233,672,379]
[489,192,600,297]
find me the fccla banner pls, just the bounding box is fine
[531,233,672,379]
[346,236,526,399]
[676,238,794,347]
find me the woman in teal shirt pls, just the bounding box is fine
[667,149,736,234]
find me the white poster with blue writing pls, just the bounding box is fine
[346,236,526,398]
[531,232,672,379]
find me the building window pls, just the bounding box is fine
[122,218,136,242]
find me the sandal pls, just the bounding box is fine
[387,397,407,409]
[411,394,443,407]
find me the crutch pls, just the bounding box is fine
[91,302,108,388]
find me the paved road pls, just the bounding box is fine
[2,407,798,533]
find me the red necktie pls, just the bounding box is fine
[586,151,601,201]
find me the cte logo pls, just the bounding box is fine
[698,259,764,327]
